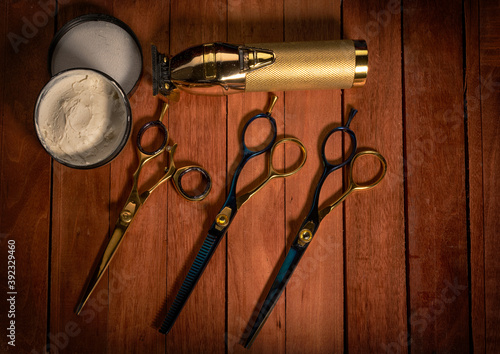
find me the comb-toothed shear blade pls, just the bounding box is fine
[244,247,305,348]
[159,229,224,334]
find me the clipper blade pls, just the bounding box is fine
[151,44,172,98]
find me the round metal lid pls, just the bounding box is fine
[49,14,143,95]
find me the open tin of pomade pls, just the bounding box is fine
[34,14,143,169]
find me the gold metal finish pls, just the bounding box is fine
[352,40,368,87]
[318,150,387,222]
[75,102,210,315]
[217,215,228,226]
[300,229,312,241]
[215,206,233,231]
[236,137,307,209]
[203,44,217,79]
[298,229,313,246]
[120,210,133,223]
[266,95,278,115]
[159,101,169,122]
[245,40,365,92]
[296,221,315,246]
[153,40,367,98]
[167,42,274,96]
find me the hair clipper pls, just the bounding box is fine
[152,40,368,100]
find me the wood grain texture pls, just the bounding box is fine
[107,1,169,353]
[465,0,485,351]
[3,0,500,352]
[0,0,53,352]
[0,0,4,180]
[49,1,113,353]
[165,0,227,352]
[479,1,500,349]
[227,2,286,354]
[226,93,286,354]
[403,0,469,352]
[283,1,344,353]
[343,0,407,352]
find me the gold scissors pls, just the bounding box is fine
[75,103,211,315]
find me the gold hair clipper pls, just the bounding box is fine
[152,40,368,100]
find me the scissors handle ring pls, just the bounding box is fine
[349,150,387,191]
[321,126,357,172]
[137,120,169,156]
[241,113,277,156]
[173,166,212,201]
[269,137,307,178]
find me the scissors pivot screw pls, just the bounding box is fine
[216,214,228,227]
[215,207,233,230]
[298,229,313,246]
[120,211,133,223]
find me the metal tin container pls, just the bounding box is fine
[34,14,142,168]
[34,68,132,169]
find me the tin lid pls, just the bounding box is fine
[48,14,143,95]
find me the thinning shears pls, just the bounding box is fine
[76,103,212,315]
[159,96,307,334]
[244,109,387,347]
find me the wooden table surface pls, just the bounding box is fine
[1,0,499,353]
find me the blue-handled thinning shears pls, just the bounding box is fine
[159,96,307,335]
[244,108,387,347]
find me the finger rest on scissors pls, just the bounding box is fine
[173,166,212,201]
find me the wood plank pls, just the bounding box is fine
[479,1,500,349]
[226,1,286,353]
[283,1,344,353]
[0,0,4,175]
[3,0,494,352]
[165,1,227,352]
[49,2,113,353]
[0,0,53,352]
[403,0,469,351]
[107,2,169,353]
[343,0,407,352]
[465,0,485,351]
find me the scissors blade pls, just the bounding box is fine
[159,226,225,334]
[75,219,130,314]
[244,246,305,348]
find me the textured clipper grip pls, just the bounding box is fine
[245,40,367,92]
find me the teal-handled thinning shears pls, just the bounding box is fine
[244,109,387,347]
[75,102,212,315]
[159,96,307,334]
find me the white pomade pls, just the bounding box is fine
[36,69,129,167]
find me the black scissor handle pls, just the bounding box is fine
[241,113,277,157]
[173,166,212,201]
[321,109,358,173]
[137,120,169,156]
[321,126,357,171]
